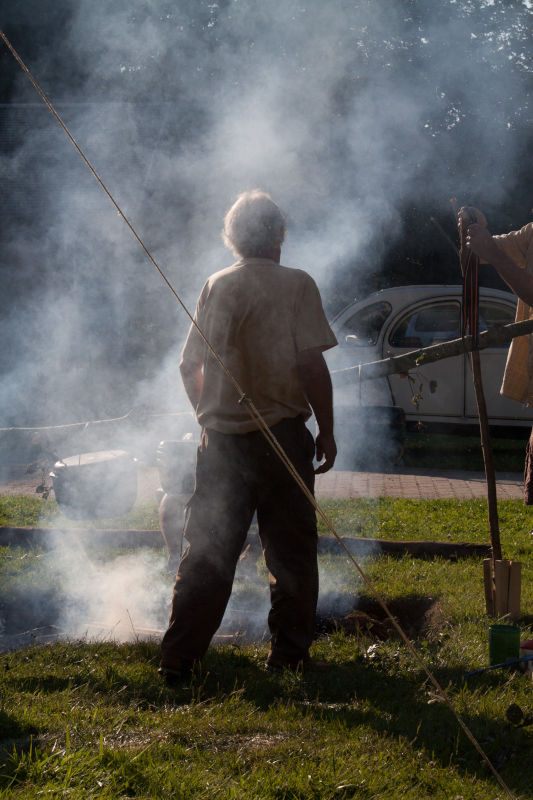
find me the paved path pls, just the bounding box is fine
[0,464,525,501]
[315,468,524,501]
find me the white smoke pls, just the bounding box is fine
[1,1,531,642]
[47,533,172,641]
[2,1,530,430]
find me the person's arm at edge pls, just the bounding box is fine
[467,224,533,308]
[296,347,337,474]
[180,356,204,411]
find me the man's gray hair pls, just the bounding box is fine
[222,190,287,257]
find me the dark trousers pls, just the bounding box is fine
[160,416,318,669]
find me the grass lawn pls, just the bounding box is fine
[1,494,533,799]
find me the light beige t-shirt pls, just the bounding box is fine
[181,258,337,433]
[493,223,533,405]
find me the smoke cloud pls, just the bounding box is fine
[2,0,531,430]
[46,533,172,642]
[0,1,531,644]
[0,525,364,648]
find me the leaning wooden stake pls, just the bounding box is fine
[331,318,533,387]
[484,558,522,620]
[456,206,520,618]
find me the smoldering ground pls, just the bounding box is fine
[0,446,373,649]
[0,523,370,649]
[0,538,172,647]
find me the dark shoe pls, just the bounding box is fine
[158,663,193,686]
[265,657,329,674]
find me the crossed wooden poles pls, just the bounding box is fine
[331,317,533,386]
[332,302,530,618]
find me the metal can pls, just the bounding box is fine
[489,623,521,666]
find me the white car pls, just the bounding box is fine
[326,285,533,463]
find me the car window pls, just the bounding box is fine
[478,302,516,347]
[389,302,461,348]
[479,300,516,328]
[338,301,392,346]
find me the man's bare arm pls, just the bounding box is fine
[180,358,204,411]
[467,224,533,307]
[296,347,336,474]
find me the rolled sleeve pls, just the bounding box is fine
[293,276,338,353]
[494,223,533,268]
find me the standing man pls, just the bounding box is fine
[159,190,337,683]
[465,210,533,502]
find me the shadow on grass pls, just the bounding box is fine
[0,709,39,770]
[0,709,38,743]
[2,626,531,797]
[196,648,529,797]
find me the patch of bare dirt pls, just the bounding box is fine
[317,594,447,641]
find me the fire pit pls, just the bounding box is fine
[50,450,138,520]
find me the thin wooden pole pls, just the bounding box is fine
[457,210,502,565]
[469,348,502,561]
[331,317,533,387]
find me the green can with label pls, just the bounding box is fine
[489,624,521,666]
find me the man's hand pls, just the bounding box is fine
[458,206,488,229]
[296,347,337,473]
[314,431,337,474]
[466,223,501,263]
